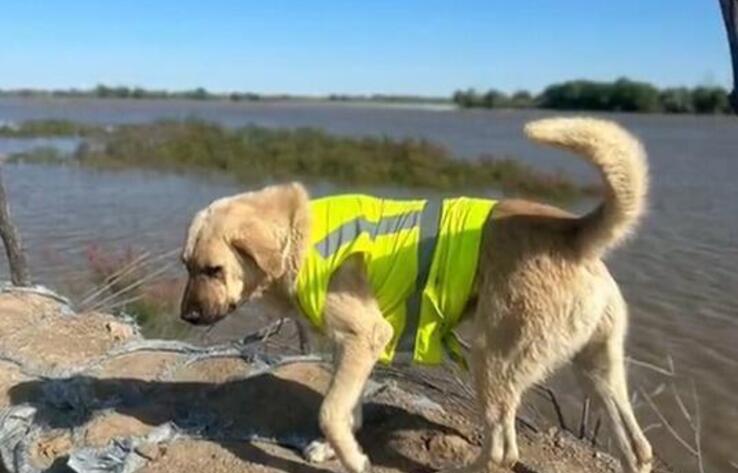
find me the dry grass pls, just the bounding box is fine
[79,244,188,339]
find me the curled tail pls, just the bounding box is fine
[524,117,649,256]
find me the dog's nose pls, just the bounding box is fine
[181,310,201,323]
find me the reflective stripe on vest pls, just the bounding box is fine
[315,211,422,259]
[397,199,441,356]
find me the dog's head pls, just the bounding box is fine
[179,183,308,325]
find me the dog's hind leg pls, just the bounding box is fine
[443,306,541,473]
[468,332,525,471]
[449,292,601,473]
[574,299,653,473]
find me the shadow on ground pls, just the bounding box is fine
[9,372,465,473]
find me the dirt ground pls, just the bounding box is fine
[0,289,674,473]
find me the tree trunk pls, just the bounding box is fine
[0,167,31,286]
[720,0,738,112]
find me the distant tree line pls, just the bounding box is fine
[0,85,444,104]
[1,79,731,114]
[327,93,448,104]
[0,85,259,101]
[453,78,732,114]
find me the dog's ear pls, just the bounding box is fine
[230,221,286,279]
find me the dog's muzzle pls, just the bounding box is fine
[181,309,207,325]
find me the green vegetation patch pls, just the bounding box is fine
[0,119,105,137]
[5,146,67,164]
[6,119,596,200]
[70,120,593,200]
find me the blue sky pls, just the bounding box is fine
[0,0,731,96]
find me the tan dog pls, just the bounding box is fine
[180,117,653,473]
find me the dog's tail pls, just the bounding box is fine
[524,117,648,256]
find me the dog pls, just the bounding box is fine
[179,117,653,473]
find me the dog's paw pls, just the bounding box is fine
[302,439,336,463]
[435,466,478,473]
[628,455,652,473]
[635,460,653,473]
[633,439,653,473]
[348,453,371,473]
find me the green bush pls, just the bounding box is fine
[660,88,694,113]
[692,87,730,114]
[453,78,731,114]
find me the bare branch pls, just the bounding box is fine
[258,317,285,346]
[670,382,693,426]
[78,250,152,305]
[642,422,662,433]
[639,387,698,456]
[690,380,705,473]
[0,167,31,286]
[533,384,568,432]
[79,248,179,309]
[294,319,311,354]
[240,318,289,345]
[578,397,590,439]
[626,356,675,377]
[86,262,175,312]
[102,293,148,313]
[590,417,602,447]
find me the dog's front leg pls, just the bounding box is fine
[318,319,390,473]
[308,255,393,472]
[303,348,364,464]
[303,394,364,463]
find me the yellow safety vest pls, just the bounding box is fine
[295,195,496,366]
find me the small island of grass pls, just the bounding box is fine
[4,119,597,201]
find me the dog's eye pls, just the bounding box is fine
[202,266,223,278]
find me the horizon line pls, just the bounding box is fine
[0,75,732,100]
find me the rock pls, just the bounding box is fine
[94,352,183,380]
[172,357,252,383]
[427,433,474,465]
[105,320,137,341]
[0,361,30,408]
[0,310,128,372]
[0,292,66,340]
[30,431,73,469]
[83,412,156,447]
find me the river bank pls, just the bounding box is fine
[0,288,676,473]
